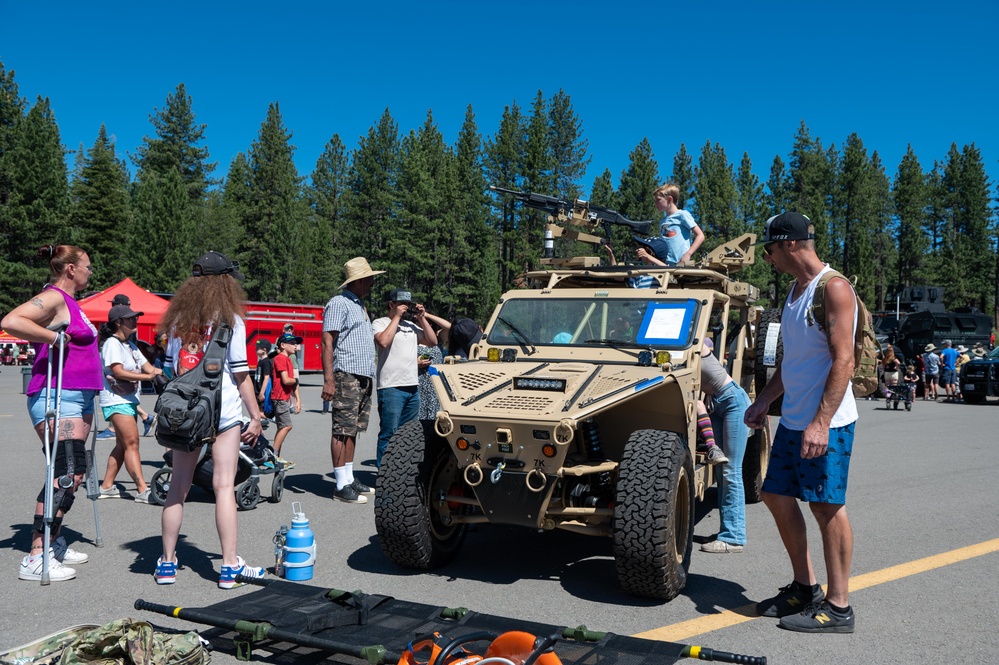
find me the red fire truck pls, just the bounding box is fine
[244,301,325,373]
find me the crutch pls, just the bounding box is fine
[40,321,69,585]
[83,393,104,547]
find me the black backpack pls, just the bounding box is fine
[154,324,232,452]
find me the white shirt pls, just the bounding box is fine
[780,266,859,430]
[371,318,423,389]
[99,337,145,407]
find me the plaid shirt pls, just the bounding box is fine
[323,290,376,378]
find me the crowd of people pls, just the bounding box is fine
[3,182,988,640]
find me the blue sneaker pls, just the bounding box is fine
[96,429,116,440]
[142,415,155,437]
[219,556,265,589]
[154,557,177,585]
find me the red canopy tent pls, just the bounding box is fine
[78,278,170,344]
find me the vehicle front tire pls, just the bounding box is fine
[613,429,694,601]
[375,419,468,569]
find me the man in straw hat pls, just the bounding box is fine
[321,257,385,504]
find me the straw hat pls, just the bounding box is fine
[924,343,936,352]
[973,348,986,357]
[957,345,968,353]
[339,257,385,289]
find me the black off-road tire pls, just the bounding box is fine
[150,468,171,506]
[962,393,986,405]
[742,428,770,504]
[755,308,784,416]
[375,419,468,569]
[613,429,694,601]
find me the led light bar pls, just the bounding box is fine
[513,376,568,392]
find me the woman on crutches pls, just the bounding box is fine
[1,245,102,582]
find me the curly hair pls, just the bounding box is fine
[159,274,246,338]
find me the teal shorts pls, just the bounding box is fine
[102,403,138,420]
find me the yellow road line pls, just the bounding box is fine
[633,538,999,642]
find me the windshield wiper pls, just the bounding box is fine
[496,317,538,355]
[584,338,642,348]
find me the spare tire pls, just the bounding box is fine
[755,308,783,416]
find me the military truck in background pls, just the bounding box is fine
[876,285,992,363]
[374,189,772,601]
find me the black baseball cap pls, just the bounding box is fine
[387,288,414,304]
[632,235,670,262]
[193,251,244,280]
[277,333,303,346]
[757,212,815,244]
[255,338,272,351]
[108,304,143,321]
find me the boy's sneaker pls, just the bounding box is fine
[779,600,855,633]
[19,553,76,581]
[96,429,116,440]
[52,536,89,564]
[350,479,374,495]
[705,446,728,464]
[154,557,178,585]
[134,488,152,504]
[142,415,156,437]
[275,457,295,470]
[219,556,265,589]
[757,581,825,618]
[97,484,123,500]
[334,484,368,504]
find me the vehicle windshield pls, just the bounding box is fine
[487,297,700,350]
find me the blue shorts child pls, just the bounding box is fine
[762,422,855,505]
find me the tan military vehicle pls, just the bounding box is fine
[374,192,771,601]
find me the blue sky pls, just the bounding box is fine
[4,0,997,197]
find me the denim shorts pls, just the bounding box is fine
[940,368,956,385]
[762,422,855,505]
[27,389,97,427]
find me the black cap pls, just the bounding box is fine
[449,318,482,359]
[193,251,244,280]
[632,235,670,262]
[111,294,131,307]
[757,212,815,244]
[387,288,414,304]
[108,304,144,321]
[255,338,272,351]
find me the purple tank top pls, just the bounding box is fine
[26,285,103,395]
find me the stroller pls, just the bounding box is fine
[884,380,916,411]
[149,423,285,511]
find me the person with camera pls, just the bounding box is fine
[372,289,438,469]
[96,304,163,504]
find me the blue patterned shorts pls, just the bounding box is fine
[762,422,855,505]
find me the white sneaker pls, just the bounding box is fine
[52,536,89,564]
[18,553,76,581]
[134,489,152,504]
[97,485,123,500]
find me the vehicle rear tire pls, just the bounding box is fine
[963,394,986,404]
[742,427,771,504]
[150,468,171,506]
[375,419,468,569]
[613,429,694,601]
[755,309,783,416]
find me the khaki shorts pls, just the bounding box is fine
[273,399,293,430]
[330,371,373,437]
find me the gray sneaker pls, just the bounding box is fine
[705,446,728,464]
[96,485,122,500]
[134,489,153,504]
[700,539,744,553]
[779,600,855,633]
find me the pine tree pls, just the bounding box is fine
[763,155,793,305]
[451,106,499,322]
[343,108,400,272]
[0,60,30,313]
[306,134,350,302]
[132,83,216,202]
[892,146,928,289]
[868,152,895,309]
[617,139,660,222]
[670,144,693,206]
[70,125,133,287]
[547,89,590,200]
[484,102,525,291]
[519,91,554,273]
[210,154,253,261]
[734,152,770,295]
[786,122,834,256]
[238,102,310,302]
[692,141,737,252]
[951,144,993,312]
[129,167,196,290]
[833,133,876,294]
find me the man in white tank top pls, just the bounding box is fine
[744,212,858,634]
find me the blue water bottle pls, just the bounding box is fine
[283,502,316,581]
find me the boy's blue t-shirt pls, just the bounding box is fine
[659,209,698,264]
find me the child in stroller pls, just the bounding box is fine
[150,420,285,510]
[901,365,919,411]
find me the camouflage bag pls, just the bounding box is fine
[0,624,98,665]
[2,619,209,665]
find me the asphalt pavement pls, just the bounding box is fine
[1,367,997,664]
